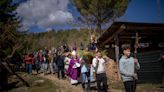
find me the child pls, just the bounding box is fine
[119,46,140,92]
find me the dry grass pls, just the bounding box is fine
[136,83,164,92]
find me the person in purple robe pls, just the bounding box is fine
[66,50,81,85]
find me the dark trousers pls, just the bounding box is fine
[96,73,108,92]
[58,66,65,79]
[35,61,40,73]
[124,80,136,92]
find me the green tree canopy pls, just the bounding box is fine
[0,0,22,61]
[72,0,129,35]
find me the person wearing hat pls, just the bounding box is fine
[66,50,81,85]
[119,46,140,92]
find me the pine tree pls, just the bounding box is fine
[72,0,129,35]
[0,0,22,61]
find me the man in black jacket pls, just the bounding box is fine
[56,51,65,79]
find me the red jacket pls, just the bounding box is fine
[37,51,43,62]
[24,55,34,64]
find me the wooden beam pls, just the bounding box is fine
[100,24,126,47]
[126,26,164,31]
[134,32,141,57]
[114,34,121,80]
[115,35,120,63]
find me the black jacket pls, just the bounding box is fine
[56,55,65,67]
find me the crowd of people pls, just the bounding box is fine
[23,35,141,92]
[23,46,108,91]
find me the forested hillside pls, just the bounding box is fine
[24,29,90,52]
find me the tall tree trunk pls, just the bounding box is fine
[2,44,30,87]
[5,60,30,87]
[96,0,102,36]
[96,22,102,36]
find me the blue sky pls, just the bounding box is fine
[119,0,164,23]
[15,0,164,32]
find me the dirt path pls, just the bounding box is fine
[39,74,84,92]
[38,74,123,92]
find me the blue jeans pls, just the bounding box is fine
[42,62,48,74]
[26,63,32,74]
[81,72,90,89]
[82,73,88,83]
[53,62,58,73]
[39,61,44,71]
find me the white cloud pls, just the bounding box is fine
[16,0,74,30]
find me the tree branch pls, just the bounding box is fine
[4,43,23,61]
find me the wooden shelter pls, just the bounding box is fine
[97,21,164,83]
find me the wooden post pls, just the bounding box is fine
[134,32,139,58]
[114,34,121,80]
[134,32,142,57]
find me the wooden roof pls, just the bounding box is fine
[97,21,164,47]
